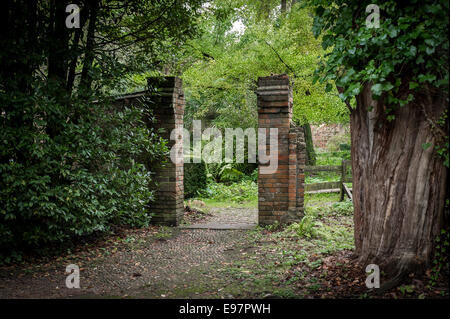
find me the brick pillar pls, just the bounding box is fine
[257,74,305,225]
[147,77,184,226]
[257,75,291,225]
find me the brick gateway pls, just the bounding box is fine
[113,75,305,226]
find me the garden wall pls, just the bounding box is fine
[311,124,349,149]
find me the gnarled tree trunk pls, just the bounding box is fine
[351,84,448,286]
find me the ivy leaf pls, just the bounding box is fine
[382,82,394,91]
[418,73,436,83]
[425,39,435,47]
[426,46,435,55]
[422,142,432,150]
[371,83,383,96]
[409,82,419,89]
[388,27,398,38]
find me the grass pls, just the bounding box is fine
[305,192,340,205]
[199,198,257,208]
[212,192,355,298]
[196,179,257,203]
[305,171,340,184]
[315,150,350,166]
[306,150,351,184]
[191,151,351,205]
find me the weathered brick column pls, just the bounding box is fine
[147,77,184,226]
[257,74,304,225]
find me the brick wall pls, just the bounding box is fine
[147,77,185,226]
[310,124,349,149]
[111,77,185,226]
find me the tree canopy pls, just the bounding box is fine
[155,0,350,129]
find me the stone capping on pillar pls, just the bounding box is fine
[147,76,185,226]
[257,74,305,225]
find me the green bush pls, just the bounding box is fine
[0,87,168,262]
[218,163,245,183]
[198,180,257,203]
[339,143,351,151]
[184,160,208,198]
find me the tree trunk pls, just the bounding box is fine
[302,123,316,166]
[351,83,448,287]
[79,0,99,96]
[47,0,70,86]
[67,13,87,95]
[281,0,287,13]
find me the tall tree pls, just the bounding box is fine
[307,0,449,287]
[180,0,348,129]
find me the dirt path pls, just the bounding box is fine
[0,207,259,299]
[1,203,447,299]
[181,206,257,230]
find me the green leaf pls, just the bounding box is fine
[409,82,419,89]
[371,83,383,96]
[426,46,435,55]
[388,27,398,38]
[422,142,432,150]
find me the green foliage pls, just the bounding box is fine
[184,161,208,199]
[204,159,256,184]
[0,88,168,262]
[306,199,354,217]
[430,228,449,286]
[180,0,349,130]
[198,180,257,203]
[218,164,245,183]
[154,226,173,241]
[326,132,351,152]
[286,200,353,240]
[435,110,449,168]
[263,221,282,232]
[316,151,350,166]
[329,201,354,216]
[306,0,449,164]
[0,1,203,262]
[307,0,448,105]
[287,213,320,238]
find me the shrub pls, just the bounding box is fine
[218,163,244,183]
[0,89,167,262]
[184,160,208,199]
[198,180,257,203]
